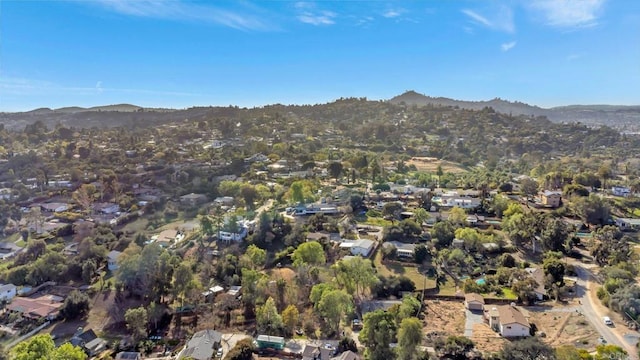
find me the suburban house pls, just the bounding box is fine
[360,300,403,315]
[154,229,184,247]
[227,285,242,298]
[93,202,120,214]
[452,238,465,249]
[339,239,376,257]
[244,153,269,163]
[0,241,24,260]
[524,267,546,301]
[70,328,108,357]
[540,191,562,208]
[107,250,122,272]
[179,193,208,206]
[178,329,223,360]
[218,218,252,243]
[464,293,485,311]
[383,241,415,259]
[331,351,360,360]
[255,335,285,350]
[213,196,235,207]
[612,186,631,197]
[302,343,335,360]
[6,295,63,320]
[115,352,142,360]
[486,305,531,337]
[0,283,17,302]
[616,218,640,231]
[307,232,330,242]
[40,202,69,213]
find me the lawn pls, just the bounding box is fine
[373,250,436,291]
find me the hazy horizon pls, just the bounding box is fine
[1,0,638,111]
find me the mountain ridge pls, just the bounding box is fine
[1,92,639,131]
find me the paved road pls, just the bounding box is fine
[575,265,639,358]
[464,309,484,337]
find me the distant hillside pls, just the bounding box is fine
[389,91,640,128]
[0,106,238,131]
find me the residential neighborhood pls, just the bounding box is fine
[0,97,639,360]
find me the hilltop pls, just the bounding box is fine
[389,91,640,128]
[2,92,640,131]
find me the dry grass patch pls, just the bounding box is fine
[406,157,467,174]
[470,323,508,354]
[529,310,600,350]
[423,300,465,336]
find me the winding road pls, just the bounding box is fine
[575,264,639,359]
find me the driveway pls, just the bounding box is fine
[575,265,639,358]
[220,333,251,359]
[464,309,485,337]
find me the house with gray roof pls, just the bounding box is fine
[178,329,222,360]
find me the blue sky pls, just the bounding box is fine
[0,0,638,111]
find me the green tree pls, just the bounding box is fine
[317,289,353,334]
[397,317,423,360]
[172,261,196,304]
[542,251,565,286]
[541,217,570,252]
[256,297,283,334]
[125,306,148,342]
[439,335,475,360]
[332,257,378,299]
[359,310,397,360]
[413,244,429,264]
[500,337,555,360]
[226,338,255,360]
[328,161,344,182]
[448,207,467,226]
[244,244,267,269]
[11,334,87,360]
[282,304,300,336]
[431,221,455,248]
[520,178,539,201]
[413,208,429,227]
[60,290,90,320]
[595,344,628,360]
[292,241,326,266]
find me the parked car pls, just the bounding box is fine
[603,316,613,326]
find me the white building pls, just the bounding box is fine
[612,186,631,197]
[487,305,531,337]
[340,239,376,257]
[107,250,122,272]
[0,283,17,302]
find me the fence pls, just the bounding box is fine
[6,321,51,349]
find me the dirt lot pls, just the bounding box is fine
[423,300,465,337]
[406,157,467,174]
[528,309,600,350]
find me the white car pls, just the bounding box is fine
[603,316,613,326]
[216,348,223,358]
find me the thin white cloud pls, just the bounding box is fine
[529,0,605,28]
[462,6,514,33]
[297,10,336,25]
[0,77,203,97]
[383,8,405,19]
[462,9,492,27]
[501,41,517,52]
[90,0,274,31]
